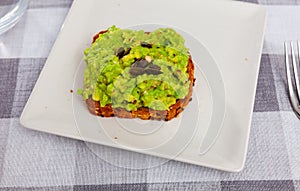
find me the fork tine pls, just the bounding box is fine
[285,41,293,95]
[298,40,300,65]
[291,42,300,101]
[285,41,300,118]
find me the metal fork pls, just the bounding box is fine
[285,41,300,118]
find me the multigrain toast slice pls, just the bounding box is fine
[79,26,196,121]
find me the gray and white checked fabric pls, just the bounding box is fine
[0,0,300,190]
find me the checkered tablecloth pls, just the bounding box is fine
[0,0,300,190]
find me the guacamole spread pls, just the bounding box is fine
[78,25,190,111]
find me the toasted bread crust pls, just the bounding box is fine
[85,30,196,121]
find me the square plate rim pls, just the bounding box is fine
[19,0,268,172]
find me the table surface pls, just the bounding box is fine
[0,0,300,190]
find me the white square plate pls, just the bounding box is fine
[20,0,267,172]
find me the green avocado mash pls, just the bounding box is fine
[78,25,190,111]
